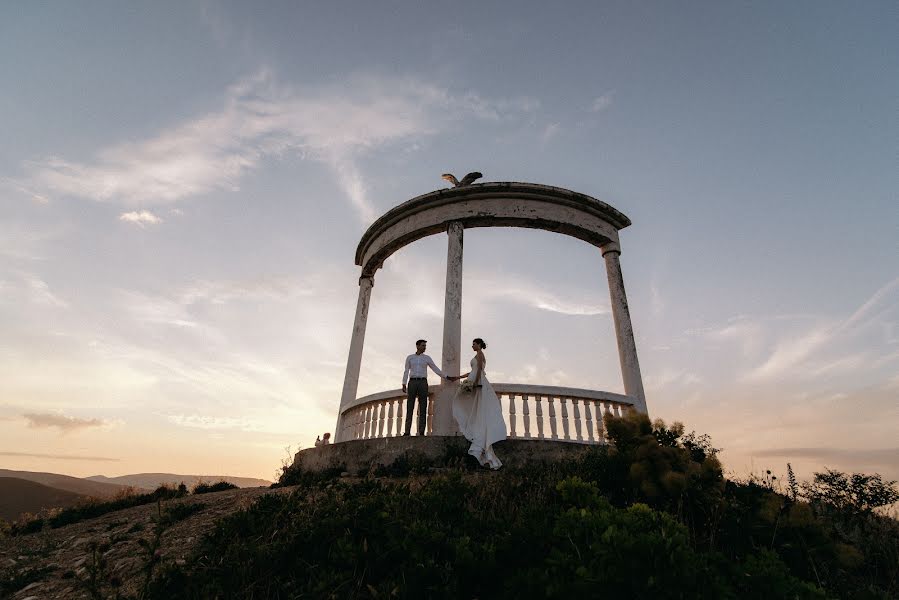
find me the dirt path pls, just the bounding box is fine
[0,485,297,599]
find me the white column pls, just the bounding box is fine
[433,221,464,435]
[602,243,648,414]
[334,275,374,441]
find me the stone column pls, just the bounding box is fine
[602,243,648,414]
[334,275,374,441]
[434,221,464,435]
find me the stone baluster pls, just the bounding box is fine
[427,391,434,435]
[377,402,385,437]
[584,400,595,443]
[535,395,545,439]
[368,406,376,439]
[548,396,558,439]
[614,403,623,418]
[508,394,517,438]
[522,394,531,438]
[395,399,403,435]
[572,398,583,442]
[603,403,614,442]
[386,401,395,437]
[560,397,570,440]
[360,406,368,439]
[595,402,606,442]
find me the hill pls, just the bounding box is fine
[2,414,896,599]
[85,473,271,490]
[0,477,86,521]
[0,469,131,498]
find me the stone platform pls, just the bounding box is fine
[291,436,603,474]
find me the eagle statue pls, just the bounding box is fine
[441,171,483,187]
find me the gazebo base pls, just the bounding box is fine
[290,435,604,475]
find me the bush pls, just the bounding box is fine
[192,481,238,495]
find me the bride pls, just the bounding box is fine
[452,338,507,469]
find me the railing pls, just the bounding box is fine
[338,384,635,444]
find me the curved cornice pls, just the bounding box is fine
[355,182,631,275]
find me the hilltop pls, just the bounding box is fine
[0,469,131,499]
[0,478,86,522]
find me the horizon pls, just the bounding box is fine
[1,2,896,482]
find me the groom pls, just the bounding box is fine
[401,339,449,436]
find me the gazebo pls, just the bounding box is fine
[333,181,646,444]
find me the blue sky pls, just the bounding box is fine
[1,1,896,481]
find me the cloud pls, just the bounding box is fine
[0,272,68,308]
[166,414,261,431]
[119,210,163,226]
[540,122,561,142]
[485,286,609,316]
[19,70,536,223]
[23,412,108,432]
[590,91,614,112]
[0,451,119,461]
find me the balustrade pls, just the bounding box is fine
[338,384,635,444]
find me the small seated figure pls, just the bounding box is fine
[321,432,331,445]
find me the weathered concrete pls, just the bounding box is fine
[435,221,464,435]
[602,244,647,413]
[331,180,649,442]
[335,275,374,442]
[355,182,627,277]
[292,435,603,474]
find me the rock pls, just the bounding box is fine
[72,537,89,548]
[340,472,351,477]
[72,556,87,568]
[20,581,41,592]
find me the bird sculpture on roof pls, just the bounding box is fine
[441,171,483,187]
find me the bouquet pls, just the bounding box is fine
[459,379,475,393]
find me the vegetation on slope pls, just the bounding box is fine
[141,413,898,599]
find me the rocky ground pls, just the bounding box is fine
[0,485,297,599]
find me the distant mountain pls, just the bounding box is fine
[0,477,87,521]
[0,469,132,498]
[85,473,272,490]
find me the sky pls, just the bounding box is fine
[1,1,896,483]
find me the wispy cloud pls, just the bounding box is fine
[19,70,536,223]
[483,285,609,316]
[119,210,163,226]
[743,277,899,382]
[24,412,108,433]
[0,451,119,461]
[590,91,614,112]
[540,122,561,143]
[166,414,262,431]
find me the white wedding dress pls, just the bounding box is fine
[452,355,507,469]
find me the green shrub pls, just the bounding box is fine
[192,481,238,494]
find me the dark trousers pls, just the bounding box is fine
[405,379,429,435]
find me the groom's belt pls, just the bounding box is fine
[408,377,427,381]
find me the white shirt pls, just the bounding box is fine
[402,353,446,385]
